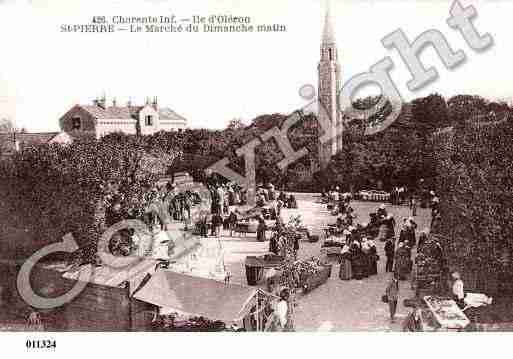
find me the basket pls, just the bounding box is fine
[309,235,320,243]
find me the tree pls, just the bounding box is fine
[411,93,449,131]
[434,118,513,294]
[0,118,14,133]
[447,95,489,125]
[0,133,180,263]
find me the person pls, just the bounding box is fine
[452,272,465,309]
[256,215,267,242]
[275,199,284,219]
[351,241,366,280]
[398,221,409,244]
[367,238,379,275]
[288,194,297,209]
[256,193,266,207]
[418,229,429,250]
[278,191,287,204]
[386,274,400,322]
[227,211,238,237]
[198,212,209,237]
[339,243,353,280]
[384,237,395,273]
[273,289,289,331]
[410,196,417,217]
[333,187,340,203]
[377,204,387,219]
[128,228,145,257]
[405,219,416,248]
[385,214,396,239]
[394,242,411,280]
[361,237,371,277]
[211,212,223,237]
[403,306,423,332]
[268,184,276,201]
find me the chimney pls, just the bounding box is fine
[152,96,158,110]
[145,97,150,106]
[97,93,106,109]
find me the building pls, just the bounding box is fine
[58,96,187,139]
[0,131,72,157]
[318,7,343,170]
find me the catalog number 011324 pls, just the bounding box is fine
[26,339,57,349]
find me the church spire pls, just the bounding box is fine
[322,2,335,44]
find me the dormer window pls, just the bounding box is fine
[145,115,153,126]
[72,116,81,130]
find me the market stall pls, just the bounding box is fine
[133,271,276,331]
[245,254,284,286]
[423,296,470,330]
[233,220,259,236]
[320,234,345,257]
[266,258,332,294]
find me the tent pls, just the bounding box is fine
[133,271,271,323]
[62,258,157,294]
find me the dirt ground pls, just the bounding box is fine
[219,193,432,331]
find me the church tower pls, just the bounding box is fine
[318,5,342,170]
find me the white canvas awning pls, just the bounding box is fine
[133,271,269,322]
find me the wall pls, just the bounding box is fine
[138,105,160,136]
[97,119,138,138]
[0,262,134,331]
[60,106,96,136]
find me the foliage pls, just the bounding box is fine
[433,116,513,294]
[0,118,14,133]
[0,133,179,262]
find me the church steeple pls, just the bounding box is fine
[322,6,336,45]
[318,1,342,170]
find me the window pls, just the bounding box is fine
[145,115,153,126]
[328,48,333,60]
[71,117,81,130]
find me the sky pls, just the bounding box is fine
[0,0,511,131]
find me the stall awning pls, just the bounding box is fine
[133,271,262,322]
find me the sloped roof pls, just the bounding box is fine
[133,271,260,322]
[81,105,140,120]
[159,107,187,123]
[18,132,60,144]
[0,132,61,154]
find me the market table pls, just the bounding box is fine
[423,296,470,330]
[233,221,258,236]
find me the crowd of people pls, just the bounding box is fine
[195,181,297,240]
[320,186,441,289]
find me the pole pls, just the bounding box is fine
[256,292,260,332]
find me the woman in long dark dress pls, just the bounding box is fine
[367,239,378,275]
[351,242,365,280]
[256,215,267,242]
[361,239,371,278]
[339,243,353,280]
[394,242,411,280]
